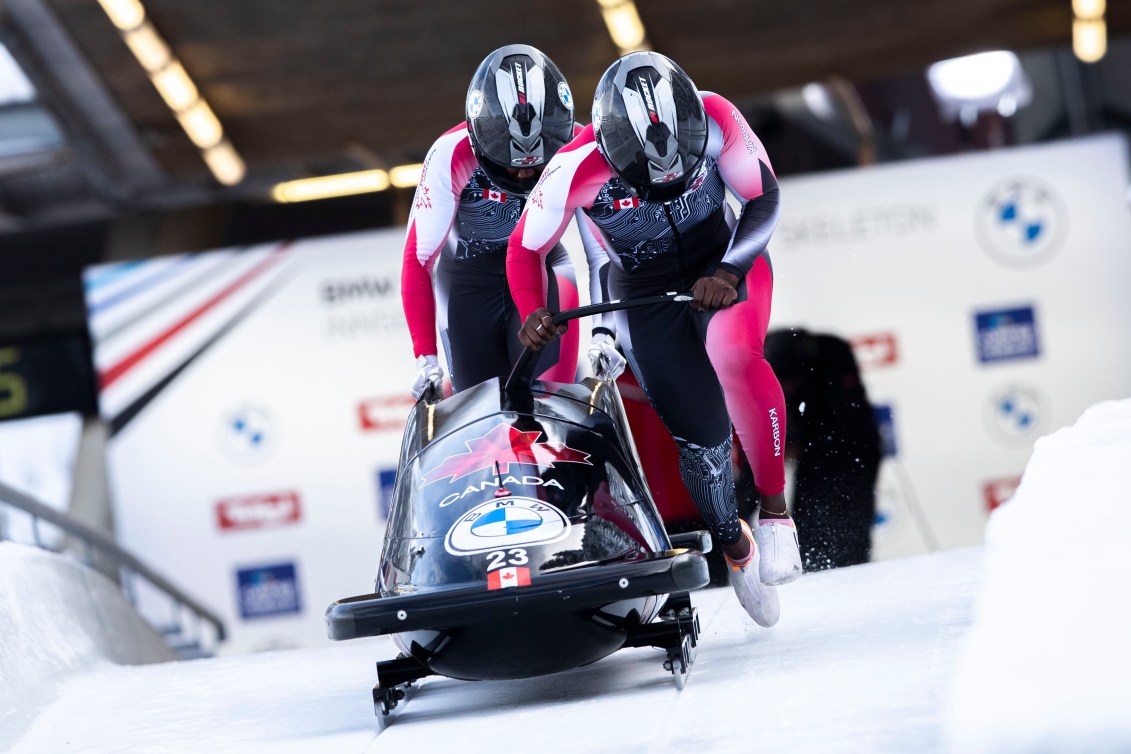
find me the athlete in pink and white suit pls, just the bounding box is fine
[401,45,580,398]
[507,52,802,627]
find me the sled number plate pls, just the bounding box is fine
[486,548,528,572]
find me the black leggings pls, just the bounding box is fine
[438,246,578,391]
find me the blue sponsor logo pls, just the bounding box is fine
[985,384,1044,442]
[445,497,570,556]
[218,405,275,464]
[236,562,301,619]
[975,305,1039,363]
[376,467,397,519]
[975,177,1065,268]
[873,404,897,458]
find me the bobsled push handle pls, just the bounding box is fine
[504,291,693,395]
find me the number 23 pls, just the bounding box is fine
[485,548,528,571]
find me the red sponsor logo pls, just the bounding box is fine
[421,423,592,485]
[614,197,640,210]
[983,476,1022,511]
[358,395,416,432]
[487,566,531,590]
[483,188,508,203]
[851,332,899,370]
[216,491,302,531]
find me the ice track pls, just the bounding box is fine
[11,547,981,754]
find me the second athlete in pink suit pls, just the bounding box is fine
[507,51,803,627]
[401,45,581,399]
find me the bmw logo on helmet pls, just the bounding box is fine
[558,81,574,110]
[467,89,484,119]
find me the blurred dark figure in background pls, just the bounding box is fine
[756,328,882,571]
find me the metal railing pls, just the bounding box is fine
[0,480,226,656]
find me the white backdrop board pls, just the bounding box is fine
[86,229,417,653]
[769,134,1131,559]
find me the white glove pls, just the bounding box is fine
[411,355,444,399]
[588,333,627,381]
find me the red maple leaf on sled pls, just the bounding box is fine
[421,424,591,485]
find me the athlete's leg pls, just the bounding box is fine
[704,254,801,585]
[614,274,780,626]
[614,287,742,550]
[444,261,515,391]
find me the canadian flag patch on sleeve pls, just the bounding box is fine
[484,188,507,203]
[487,566,531,590]
[614,197,640,210]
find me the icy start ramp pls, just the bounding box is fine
[8,547,982,754]
[0,543,173,751]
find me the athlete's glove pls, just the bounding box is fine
[411,355,444,400]
[588,332,627,381]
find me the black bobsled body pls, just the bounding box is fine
[326,296,711,709]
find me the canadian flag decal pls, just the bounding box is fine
[614,197,640,210]
[487,566,531,590]
[484,188,507,203]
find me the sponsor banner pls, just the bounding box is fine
[88,229,418,652]
[236,561,302,620]
[216,491,302,531]
[850,332,899,370]
[358,395,416,432]
[376,468,397,520]
[873,405,898,458]
[974,305,1040,364]
[983,476,1022,512]
[772,135,1131,559]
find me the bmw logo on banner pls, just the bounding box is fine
[445,497,571,556]
[984,383,1046,444]
[975,177,1066,268]
[218,404,275,464]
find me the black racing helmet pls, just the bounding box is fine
[465,44,576,196]
[592,51,708,203]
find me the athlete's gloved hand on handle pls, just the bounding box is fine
[411,355,444,399]
[588,332,627,381]
[691,269,740,311]
[518,307,567,350]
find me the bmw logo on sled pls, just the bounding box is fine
[325,295,713,716]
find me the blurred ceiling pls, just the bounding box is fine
[0,0,1130,233]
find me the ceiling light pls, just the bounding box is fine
[271,170,391,203]
[98,0,246,186]
[97,0,145,31]
[598,1,649,53]
[175,100,224,149]
[1073,19,1107,63]
[123,22,171,72]
[1072,0,1105,19]
[926,51,1031,121]
[389,163,424,188]
[150,61,198,112]
[203,141,246,186]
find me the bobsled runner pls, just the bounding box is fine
[326,294,713,715]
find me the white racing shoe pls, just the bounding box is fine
[725,520,780,628]
[755,517,803,586]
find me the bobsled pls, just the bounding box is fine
[326,294,713,715]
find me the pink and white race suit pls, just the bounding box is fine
[401,124,580,391]
[507,94,785,546]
